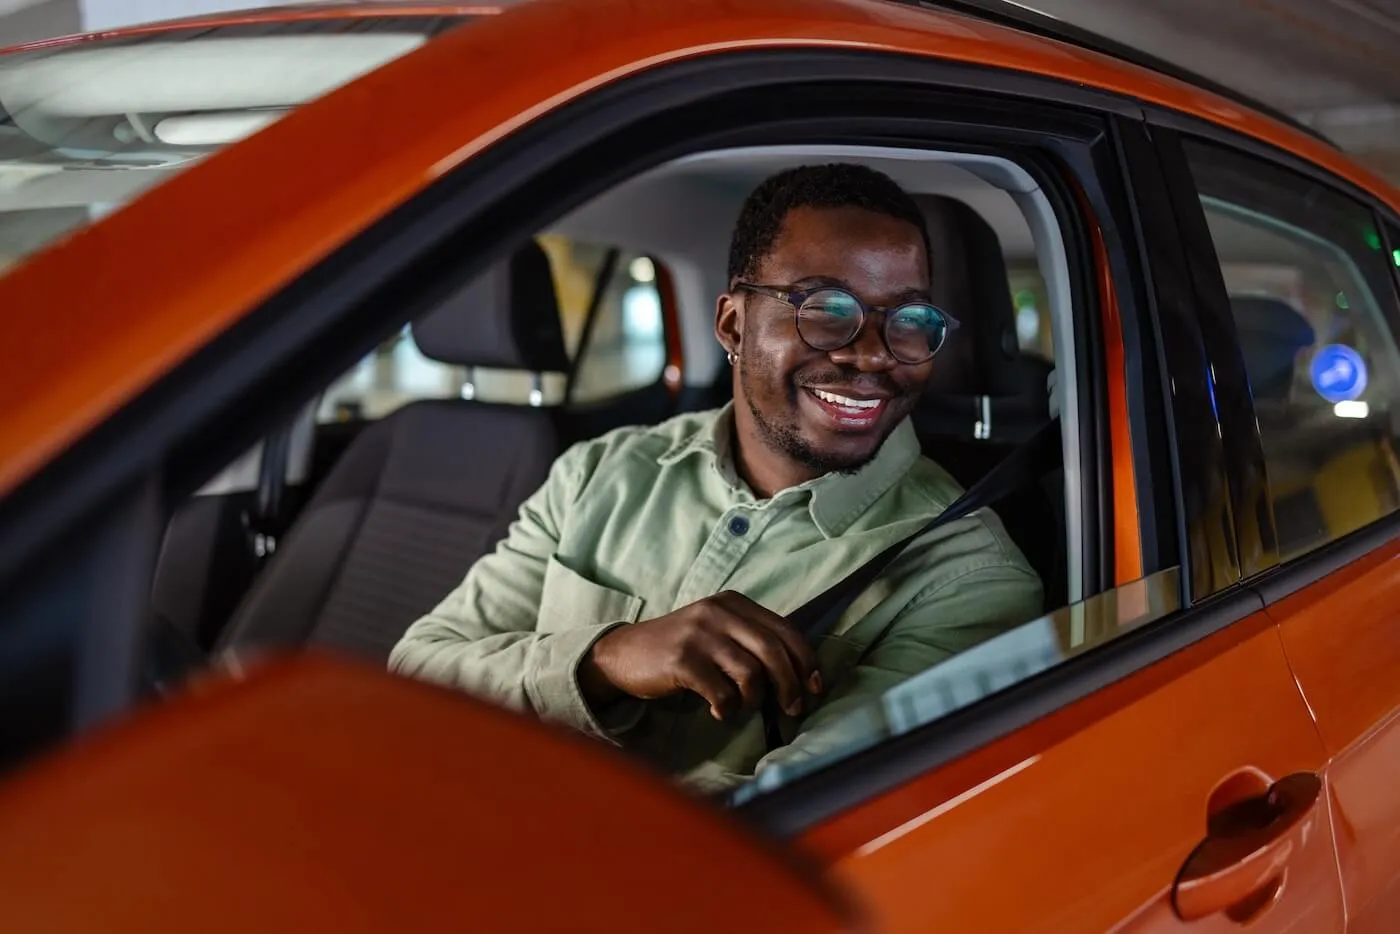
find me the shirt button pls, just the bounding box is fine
[727,515,750,537]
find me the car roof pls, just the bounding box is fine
[1,0,1397,501]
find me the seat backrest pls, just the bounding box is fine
[219,242,568,661]
[911,195,1060,608]
[913,194,1052,446]
[149,399,318,650]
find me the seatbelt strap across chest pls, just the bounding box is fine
[762,417,1062,750]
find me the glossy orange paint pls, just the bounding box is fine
[1090,214,1144,585]
[3,0,1400,503]
[799,622,1342,933]
[0,654,853,932]
[1268,536,1400,934]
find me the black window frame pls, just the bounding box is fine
[1144,111,1400,608]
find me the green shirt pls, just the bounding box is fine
[388,405,1042,790]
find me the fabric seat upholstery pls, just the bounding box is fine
[911,195,1062,608]
[219,242,567,662]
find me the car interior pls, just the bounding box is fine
[142,145,1077,693]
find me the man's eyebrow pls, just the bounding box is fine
[791,276,932,302]
[790,275,849,289]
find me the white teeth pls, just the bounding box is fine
[813,389,881,409]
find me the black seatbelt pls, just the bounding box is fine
[762,417,1063,750]
[245,423,292,564]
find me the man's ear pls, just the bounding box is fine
[715,291,742,359]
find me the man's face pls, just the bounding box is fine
[723,205,935,475]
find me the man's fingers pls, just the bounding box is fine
[709,639,769,712]
[724,625,804,716]
[681,656,741,721]
[716,592,821,694]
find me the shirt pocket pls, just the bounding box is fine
[537,554,644,634]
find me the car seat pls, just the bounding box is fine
[217,242,569,662]
[912,195,1062,609]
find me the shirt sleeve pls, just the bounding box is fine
[386,440,636,740]
[750,554,1044,780]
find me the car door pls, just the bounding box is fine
[1160,131,1400,934]
[734,117,1345,932]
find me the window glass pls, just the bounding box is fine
[0,17,466,269]
[314,239,664,422]
[569,254,667,402]
[1008,263,1054,362]
[732,569,1182,804]
[1183,139,1400,560]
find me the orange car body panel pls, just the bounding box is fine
[0,655,851,933]
[1268,538,1400,934]
[1091,217,1143,585]
[3,0,1400,501]
[798,613,1345,931]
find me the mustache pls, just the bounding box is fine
[794,367,904,397]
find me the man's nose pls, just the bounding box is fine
[828,316,896,372]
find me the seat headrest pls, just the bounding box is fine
[412,241,569,372]
[915,195,1023,398]
[1230,295,1316,402]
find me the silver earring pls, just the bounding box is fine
[727,351,737,365]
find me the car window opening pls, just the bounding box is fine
[137,142,1106,802]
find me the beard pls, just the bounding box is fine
[739,357,904,476]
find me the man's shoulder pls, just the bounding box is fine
[560,408,721,477]
[895,453,1038,581]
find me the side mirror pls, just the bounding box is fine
[0,654,855,933]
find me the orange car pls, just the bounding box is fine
[1,1,1399,931]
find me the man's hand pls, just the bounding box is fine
[579,591,822,721]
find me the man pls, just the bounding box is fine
[389,163,1042,790]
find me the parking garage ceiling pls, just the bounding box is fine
[1023,0,1400,181]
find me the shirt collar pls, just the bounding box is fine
[659,402,922,538]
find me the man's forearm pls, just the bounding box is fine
[391,615,632,739]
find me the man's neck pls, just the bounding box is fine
[731,424,822,500]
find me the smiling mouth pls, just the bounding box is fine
[805,387,889,427]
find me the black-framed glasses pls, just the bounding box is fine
[734,283,959,365]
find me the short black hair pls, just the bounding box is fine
[726,162,931,284]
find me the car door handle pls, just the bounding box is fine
[1172,771,1323,923]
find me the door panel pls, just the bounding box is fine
[812,617,1341,933]
[1269,537,1400,934]
[1162,135,1400,934]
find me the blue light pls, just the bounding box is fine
[1310,344,1368,403]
